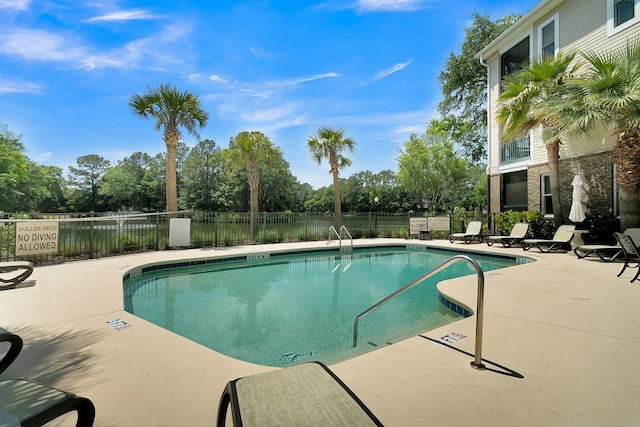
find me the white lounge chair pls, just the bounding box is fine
[0,261,34,290]
[486,223,529,248]
[449,221,483,244]
[521,225,576,253]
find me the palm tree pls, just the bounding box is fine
[496,52,580,227]
[228,131,274,241]
[129,83,209,213]
[551,40,640,230]
[307,126,355,229]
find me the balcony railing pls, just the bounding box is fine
[500,136,530,164]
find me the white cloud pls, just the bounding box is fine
[0,29,87,61]
[88,9,157,22]
[356,0,428,12]
[0,0,29,10]
[209,74,229,84]
[372,60,411,82]
[267,72,339,88]
[0,77,43,95]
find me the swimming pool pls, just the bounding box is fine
[123,244,530,367]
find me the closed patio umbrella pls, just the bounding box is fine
[569,174,585,223]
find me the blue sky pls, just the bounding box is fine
[0,0,540,188]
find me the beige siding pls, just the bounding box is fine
[487,0,639,173]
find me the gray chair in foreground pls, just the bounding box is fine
[449,221,483,244]
[0,261,34,290]
[217,361,383,427]
[613,232,640,283]
[486,223,529,248]
[0,327,95,426]
[521,225,576,253]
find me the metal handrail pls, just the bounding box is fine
[340,226,353,250]
[328,226,341,248]
[351,254,486,370]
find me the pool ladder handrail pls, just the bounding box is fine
[351,254,486,370]
[328,226,354,250]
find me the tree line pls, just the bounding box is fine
[0,124,485,215]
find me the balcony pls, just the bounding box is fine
[500,136,530,164]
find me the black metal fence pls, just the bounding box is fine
[0,211,490,265]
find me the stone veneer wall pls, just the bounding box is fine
[559,150,615,217]
[489,174,501,214]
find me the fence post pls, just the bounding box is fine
[89,211,94,259]
[155,212,160,251]
[214,212,219,247]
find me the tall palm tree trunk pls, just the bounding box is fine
[547,139,564,226]
[248,161,260,242]
[331,165,341,230]
[163,126,180,214]
[616,129,640,230]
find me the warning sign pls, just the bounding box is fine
[15,221,59,255]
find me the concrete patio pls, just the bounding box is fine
[1,238,638,426]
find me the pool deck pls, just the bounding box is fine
[1,238,639,426]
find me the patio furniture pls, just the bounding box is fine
[573,244,622,262]
[614,232,640,283]
[0,261,34,290]
[216,361,383,427]
[486,223,529,248]
[521,225,576,253]
[449,221,482,244]
[0,327,96,427]
[573,227,640,262]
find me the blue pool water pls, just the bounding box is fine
[123,246,527,366]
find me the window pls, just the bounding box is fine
[541,174,553,216]
[608,0,640,36]
[502,171,528,211]
[538,14,558,57]
[501,37,530,79]
[616,0,635,25]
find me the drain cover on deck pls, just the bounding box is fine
[106,318,132,331]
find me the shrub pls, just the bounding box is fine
[494,210,555,239]
[581,213,619,244]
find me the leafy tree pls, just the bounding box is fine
[180,139,233,211]
[304,186,335,213]
[142,153,167,211]
[33,165,66,212]
[228,131,275,240]
[307,126,355,227]
[397,122,469,212]
[66,154,111,211]
[497,52,580,226]
[257,151,300,212]
[0,124,31,211]
[129,83,209,213]
[551,40,640,229]
[438,13,520,162]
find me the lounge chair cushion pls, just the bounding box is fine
[486,223,529,247]
[0,379,95,426]
[217,362,382,427]
[521,225,576,253]
[449,221,483,244]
